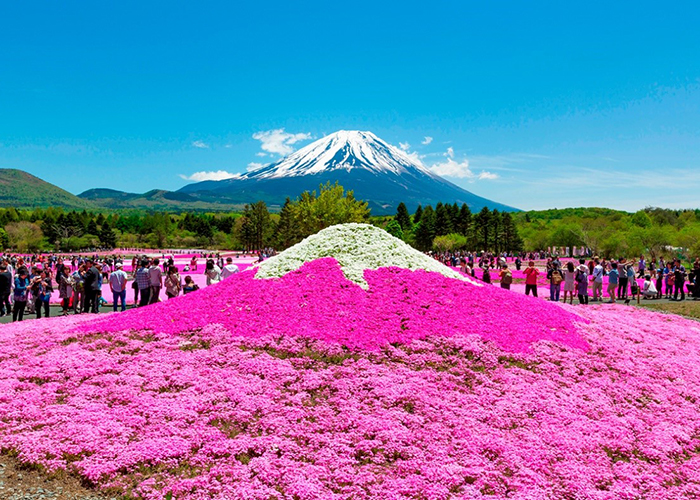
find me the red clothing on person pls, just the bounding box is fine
[524,267,539,285]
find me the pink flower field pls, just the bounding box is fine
[1,258,699,498]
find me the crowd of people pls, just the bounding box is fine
[439,251,700,305]
[0,253,245,322]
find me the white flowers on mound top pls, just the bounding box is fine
[255,223,479,288]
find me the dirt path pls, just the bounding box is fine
[0,454,111,500]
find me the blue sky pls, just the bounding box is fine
[1,1,699,211]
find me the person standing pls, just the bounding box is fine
[562,261,576,305]
[617,259,629,299]
[548,264,563,302]
[109,262,128,312]
[149,258,163,304]
[523,261,539,297]
[576,265,589,305]
[673,260,686,301]
[637,255,646,279]
[58,266,73,316]
[82,260,100,314]
[607,263,619,304]
[0,264,12,317]
[591,259,604,302]
[136,260,152,306]
[12,269,30,322]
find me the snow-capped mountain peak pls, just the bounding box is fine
[244,130,435,180]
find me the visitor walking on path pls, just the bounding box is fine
[591,259,604,302]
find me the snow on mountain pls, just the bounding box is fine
[242,130,437,180]
[178,130,519,214]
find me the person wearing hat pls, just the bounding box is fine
[109,262,129,312]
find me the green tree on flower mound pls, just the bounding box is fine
[255,223,473,288]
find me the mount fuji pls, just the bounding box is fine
[178,131,518,214]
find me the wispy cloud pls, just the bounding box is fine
[399,142,410,151]
[421,136,433,145]
[478,171,499,180]
[179,170,240,182]
[255,152,269,157]
[445,147,454,159]
[252,129,312,156]
[191,140,210,149]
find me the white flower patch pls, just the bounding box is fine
[255,223,480,288]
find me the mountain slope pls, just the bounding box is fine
[0,169,95,210]
[78,188,245,212]
[179,131,518,214]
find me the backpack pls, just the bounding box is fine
[502,270,513,285]
[552,270,563,285]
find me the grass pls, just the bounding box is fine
[635,299,700,321]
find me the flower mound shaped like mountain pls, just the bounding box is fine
[0,226,698,499]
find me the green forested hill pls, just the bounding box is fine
[0,169,96,210]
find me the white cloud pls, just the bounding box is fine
[478,171,499,180]
[255,152,269,157]
[428,156,499,181]
[224,144,232,149]
[179,170,241,182]
[399,142,410,151]
[429,158,474,179]
[252,128,312,156]
[445,147,454,159]
[191,140,210,149]
[247,162,267,171]
[422,136,433,145]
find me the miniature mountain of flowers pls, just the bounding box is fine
[254,223,476,287]
[0,231,699,498]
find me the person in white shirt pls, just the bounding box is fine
[205,259,221,286]
[642,274,658,299]
[591,259,604,302]
[109,263,129,312]
[220,257,240,279]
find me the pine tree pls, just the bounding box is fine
[413,204,423,225]
[414,205,436,251]
[501,212,523,252]
[474,207,491,251]
[490,209,501,253]
[395,202,412,231]
[274,197,299,249]
[240,201,272,250]
[456,204,472,237]
[434,202,454,236]
[87,219,99,236]
[99,221,117,249]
